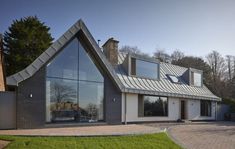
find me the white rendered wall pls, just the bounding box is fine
[121,93,216,122]
[122,93,180,122]
[121,93,125,122]
[187,99,216,120]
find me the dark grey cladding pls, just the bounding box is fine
[104,76,122,124]
[182,69,190,85]
[16,68,46,129]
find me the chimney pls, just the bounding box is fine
[0,34,6,91]
[102,38,119,65]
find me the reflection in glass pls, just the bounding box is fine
[167,74,182,84]
[47,38,78,80]
[79,43,103,82]
[200,100,211,116]
[138,95,168,117]
[193,72,202,86]
[79,81,104,122]
[191,72,202,86]
[132,59,159,79]
[46,78,78,122]
[46,37,104,123]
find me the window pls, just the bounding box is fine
[46,37,104,123]
[131,58,136,75]
[131,58,159,79]
[167,74,182,83]
[191,72,202,86]
[138,95,168,117]
[200,100,211,116]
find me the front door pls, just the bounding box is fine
[181,100,185,119]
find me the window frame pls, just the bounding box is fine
[45,36,105,123]
[130,55,160,80]
[166,74,182,84]
[189,68,203,87]
[200,100,212,117]
[138,95,168,117]
[131,58,136,76]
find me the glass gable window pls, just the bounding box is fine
[131,58,159,79]
[78,43,103,82]
[191,72,202,87]
[200,100,211,116]
[46,37,104,123]
[138,95,168,117]
[47,39,78,80]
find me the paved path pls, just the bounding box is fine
[0,124,161,136]
[0,140,9,149]
[168,122,235,149]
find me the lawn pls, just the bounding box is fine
[0,132,181,149]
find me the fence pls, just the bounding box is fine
[0,91,16,129]
[216,103,230,121]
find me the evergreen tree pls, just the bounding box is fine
[4,16,53,75]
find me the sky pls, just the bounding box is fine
[1,0,235,58]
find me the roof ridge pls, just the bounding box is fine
[6,19,124,92]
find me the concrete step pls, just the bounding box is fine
[183,120,192,123]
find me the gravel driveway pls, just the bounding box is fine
[167,122,235,149]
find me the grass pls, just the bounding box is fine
[0,132,181,149]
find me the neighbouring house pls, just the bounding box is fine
[0,34,6,91]
[2,20,220,129]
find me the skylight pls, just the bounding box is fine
[167,74,182,84]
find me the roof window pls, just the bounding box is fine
[166,74,182,84]
[131,57,159,79]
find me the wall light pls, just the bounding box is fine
[29,94,33,98]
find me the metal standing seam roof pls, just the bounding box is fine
[115,53,221,101]
[6,19,220,101]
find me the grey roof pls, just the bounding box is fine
[115,53,221,101]
[6,19,220,101]
[6,19,124,91]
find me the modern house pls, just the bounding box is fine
[3,19,220,129]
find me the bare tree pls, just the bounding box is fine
[206,51,226,80]
[171,50,185,62]
[119,45,149,57]
[153,49,171,63]
[119,45,141,54]
[226,55,235,81]
[206,51,226,97]
[86,103,98,120]
[51,82,77,103]
[233,56,235,78]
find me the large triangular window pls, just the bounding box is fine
[46,37,104,123]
